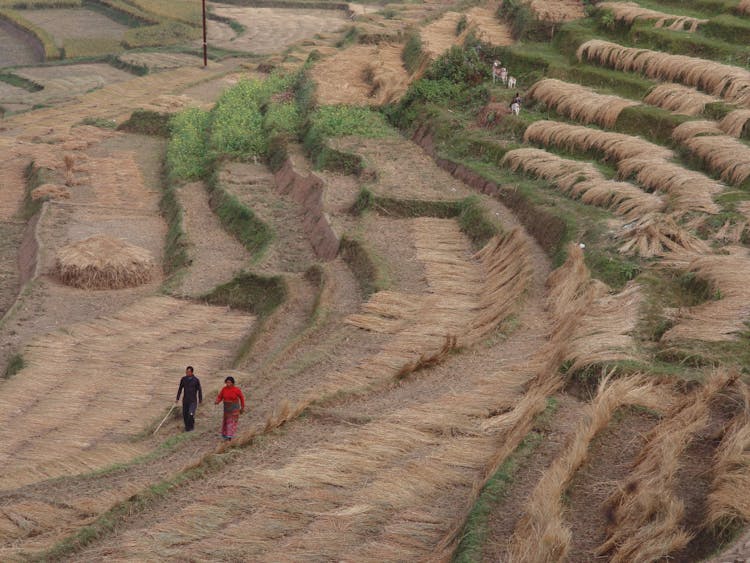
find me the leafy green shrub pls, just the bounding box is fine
[402,32,424,74]
[166,108,210,181]
[426,44,488,85]
[456,14,468,35]
[203,272,287,317]
[497,0,533,40]
[307,105,395,139]
[118,110,171,136]
[209,75,295,159]
[264,101,301,138]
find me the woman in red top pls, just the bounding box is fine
[215,376,245,440]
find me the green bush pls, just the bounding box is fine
[306,105,395,139]
[426,44,488,85]
[203,272,287,317]
[402,32,424,74]
[118,110,171,136]
[497,0,533,40]
[264,101,301,138]
[167,108,211,181]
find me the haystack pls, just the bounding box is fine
[53,235,154,290]
[30,183,70,201]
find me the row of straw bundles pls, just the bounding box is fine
[720,109,750,137]
[672,122,750,185]
[522,121,721,215]
[598,371,739,562]
[644,83,720,116]
[598,1,706,31]
[740,0,750,14]
[577,39,750,107]
[527,78,639,127]
[502,147,666,219]
[507,375,667,562]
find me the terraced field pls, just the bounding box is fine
[1,0,750,561]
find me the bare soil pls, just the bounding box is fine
[0,20,43,68]
[483,394,587,561]
[175,181,251,297]
[565,407,660,560]
[20,8,129,47]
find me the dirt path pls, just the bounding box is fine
[175,181,251,297]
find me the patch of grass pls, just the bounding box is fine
[166,108,211,181]
[402,31,424,74]
[263,101,302,139]
[22,161,48,220]
[614,105,691,145]
[0,72,42,92]
[79,116,117,129]
[123,21,200,48]
[335,24,358,47]
[159,175,190,280]
[3,353,24,379]
[63,38,123,58]
[339,234,389,297]
[458,195,501,249]
[202,271,287,317]
[118,109,171,136]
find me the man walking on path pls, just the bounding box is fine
[176,366,203,431]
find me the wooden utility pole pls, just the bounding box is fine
[202,0,207,67]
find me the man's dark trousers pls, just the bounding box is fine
[183,402,197,431]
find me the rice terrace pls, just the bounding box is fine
[2,0,750,559]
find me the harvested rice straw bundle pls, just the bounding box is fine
[644,83,720,116]
[740,0,750,14]
[617,212,710,257]
[30,183,70,201]
[524,120,674,161]
[576,40,750,107]
[671,120,723,143]
[682,134,750,185]
[617,156,721,214]
[597,371,738,562]
[53,235,155,290]
[712,219,747,243]
[563,283,642,371]
[599,1,706,31]
[660,247,750,342]
[465,228,533,343]
[346,291,428,333]
[527,78,640,127]
[719,109,750,137]
[706,382,750,527]
[502,148,666,219]
[507,375,666,562]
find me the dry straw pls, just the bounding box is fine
[671,120,723,143]
[523,120,721,215]
[644,83,720,115]
[53,234,155,290]
[502,147,666,219]
[740,0,750,14]
[617,212,710,257]
[719,109,750,137]
[682,134,750,186]
[706,381,750,527]
[30,183,71,201]
[507,375,668,562]
[660,246,750,342]
[527,78,639,127]
[576,40,750,107]
[597,371,738,562]
[598,2,706,31]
